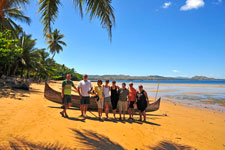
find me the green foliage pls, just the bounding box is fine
[0,30,82,81]
[0,0,31,37]
[0,30,23,75]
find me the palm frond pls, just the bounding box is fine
[58,41,66,46]
[7,8,31,24]
[38,0,62,36]
[73,0,84,18]
[84,0,115,40]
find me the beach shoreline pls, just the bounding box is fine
[0,82,225,150]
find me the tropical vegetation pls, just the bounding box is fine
[0,30,82,81]
[0,0,116,81]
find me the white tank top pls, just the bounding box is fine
[103,86,110,97]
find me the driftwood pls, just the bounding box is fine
[0,76,30,90]
[44,82,161,112]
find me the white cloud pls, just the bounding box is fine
[162,2,172,8]
[173,70,180,73]
[180,0,205,11]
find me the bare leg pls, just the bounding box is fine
[80,104,83,116]
[101,108,103,118]
[105,102,109,119]
[113,109,116,119]
[84,104,88,117]
[131,108,134,119]
[123,111,126,120]
[98,108,101,118]
[128,108,131,119]
[139,111,142,121]
[119,110,122,120]
[143,110,146,121]
[64,103,71,117]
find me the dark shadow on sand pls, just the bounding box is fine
[67,117,86,122]
[0,87,42,100]
[71,129,124,150]
[65,115,160,126]
[148,141,195,150]
[0,137,72,150]
[48,106,80,110]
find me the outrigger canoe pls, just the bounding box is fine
[44,82,161,112]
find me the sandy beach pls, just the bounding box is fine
[0,81,225,150]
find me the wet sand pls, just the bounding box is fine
[0,82,225,150]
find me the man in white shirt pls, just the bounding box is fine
[78,74,93,117]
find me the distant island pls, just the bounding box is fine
[88,75,225,81]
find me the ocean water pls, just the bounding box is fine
[115,80,225,85]
[113,80,225,110]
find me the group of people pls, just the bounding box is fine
[60,74,149,121]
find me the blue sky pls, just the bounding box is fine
[20,0,225,78]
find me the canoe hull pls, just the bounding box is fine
[44,82,160,112]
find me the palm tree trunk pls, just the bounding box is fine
[51,52,55,59]
[7,65,11,76]
[13,63,19,77]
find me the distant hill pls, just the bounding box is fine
[88,75,225,81]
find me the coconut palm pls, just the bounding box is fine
[38,0,115,40]
[0,0,30,36]
[46,29,66,58]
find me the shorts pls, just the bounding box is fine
[118,101,127,112]
[128,101,135,108]
[97,98,104,109]
[80,96,90,104]
[104,96,111,103]
[62,95,72,105]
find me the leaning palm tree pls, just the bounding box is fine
[46,29,66,59]
[38,0,115,40]
[0,0,30,36]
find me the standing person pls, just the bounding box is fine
[136,85,149,121]
[60,74,77,118]
[128,82,137,120]
[111,80,119,119]
[93,80,104,120]
[103,80,111,119]
[78,74,93,118]
[118,83,129,120]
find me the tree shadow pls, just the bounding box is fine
[0,137,71,150]
[71,128,124,150]
[148,141,195,150]
[48,106,80,110]
[0,87,42,100]
[65,115,160,126]
[67,117,86,122]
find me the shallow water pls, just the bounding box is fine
[115,81,225,110]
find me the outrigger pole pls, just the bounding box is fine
[155,81,160,101]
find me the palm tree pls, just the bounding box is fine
[46,29,66,58]
[0,0,30,36]
[38,0,115,40]
[13,33,42,77]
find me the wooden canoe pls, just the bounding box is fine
[44,82,161,112]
